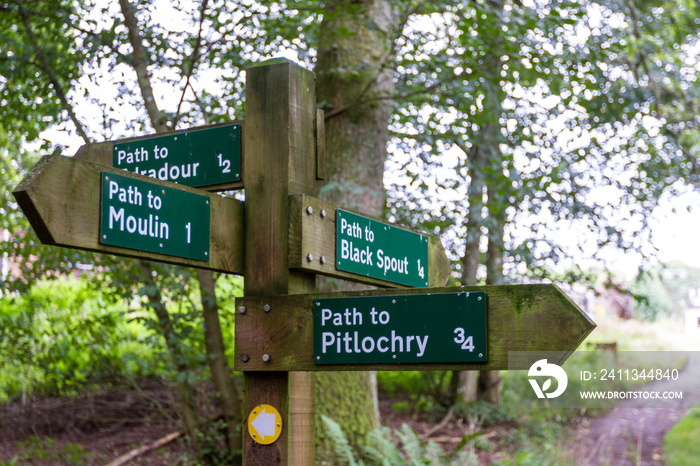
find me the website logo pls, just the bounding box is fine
[528,359,568,398]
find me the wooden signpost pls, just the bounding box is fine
[14,154,244,274]
[13,59,596,465]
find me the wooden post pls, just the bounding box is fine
[242,59,317,464]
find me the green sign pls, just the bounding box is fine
[113,124,241,188]
[336,209,429,287]
[99,172,210,261]
[313,292,487,365]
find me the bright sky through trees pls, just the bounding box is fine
[25,0,700,280]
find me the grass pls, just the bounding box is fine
[664,404,700,466]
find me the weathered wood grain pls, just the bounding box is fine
[241,58,318,464]
[13,154,244,274]
[288,194,452,288]
[234,284,596,371]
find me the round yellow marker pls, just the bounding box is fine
[248,404,283,445]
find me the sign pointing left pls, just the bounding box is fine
[248,404,282,445]
[13,155,245,274]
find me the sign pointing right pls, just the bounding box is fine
[234,284,596,371]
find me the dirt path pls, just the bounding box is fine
[573,352,700,465]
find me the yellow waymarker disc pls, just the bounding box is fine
[248,404,283,445]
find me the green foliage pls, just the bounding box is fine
[321,415,479,465]
[453,401,514,427]
[0,436,92,465]
[182,419,242,466]
[0,278,167,400]
[386,0,700,280]
[631,262,700,321]
[491,422,571,466]
[378,370,453,406]
[322,415,363,466]
[664,404,700,466]
[0,0,86,148]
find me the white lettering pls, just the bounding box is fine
[109,206,124,230]
[322,332,335,354]
[415,335,428,357]
[321,309,332,326]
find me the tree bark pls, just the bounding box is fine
[196,269,242,461]
[453,142,486,405]
[118,0,169,132]
[16,1,90,144]
[138,261,201,452]
[314,0,399,458]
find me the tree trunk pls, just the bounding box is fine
[314,0,399,459]
[119,0,207,451]
[196,270,242,461]
[137,261,201,452]
[452,142,486,404]
[478,208,506,403]
[455,0,508,405]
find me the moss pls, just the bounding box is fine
[315,371,378,464]
[507,284,538,317]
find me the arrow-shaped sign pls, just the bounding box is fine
[251,408,276,440]
[13,155,245,274]
[288,194,452,288]
[234,284,596,371]
[247,404,283,445]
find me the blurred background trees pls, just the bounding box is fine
[2,0,699,460]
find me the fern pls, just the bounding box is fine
[321,415,364,466]
[396,424,427,465]
[325,417,480,466]
[363,426,405,465]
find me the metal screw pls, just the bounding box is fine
[105,176,109,180]
[478,296,482,301]
[479,353,483,358]
[392,299,396,304]
[238,306,247,314]
[306,206,313,215]
[241,354,250,362]
[262,354,271,362]
[320,209,327,218]
[306,254,314,262]
[162,190,165,195]
[320,256,326,265]
[263,304,271,313]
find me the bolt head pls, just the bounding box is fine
[320,209,327,218]
[306,254,314,262]
[263,304,271,313]
[262,354,271,362]
[320,256,326,265]
[306,206,313,215]
[241,354,250,362]
[238,305,247,314]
